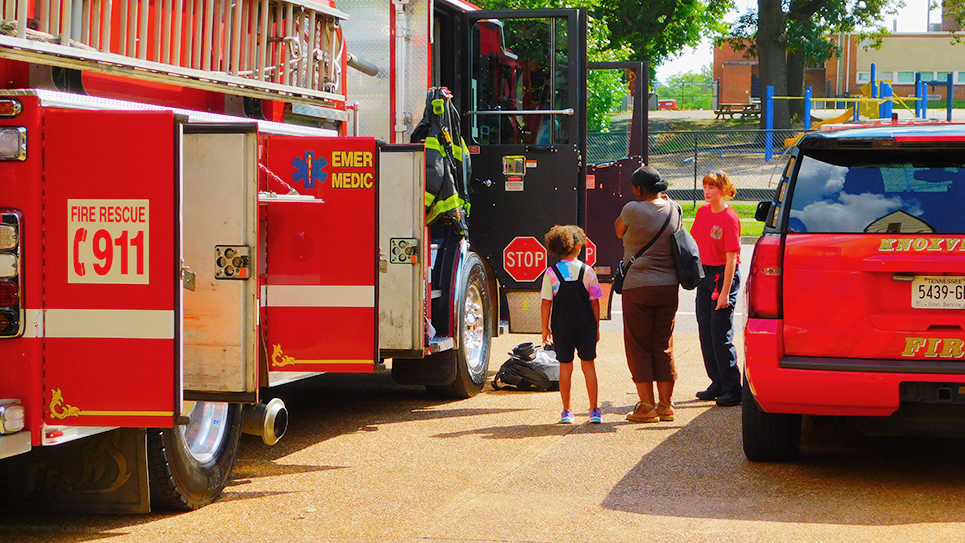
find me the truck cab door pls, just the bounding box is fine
[461,9,587,295]
[43,110,182,430]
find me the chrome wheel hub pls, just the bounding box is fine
[179,401,229,464]
[463,281,487,376]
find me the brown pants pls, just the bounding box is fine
[622,285,678,382]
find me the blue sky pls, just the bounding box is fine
[656,0,941,82]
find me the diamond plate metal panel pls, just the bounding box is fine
[403,0,430,142]
[339,0,430,142]
[507,290,542,334]
[339,0,391,140]
[508,282,612,334]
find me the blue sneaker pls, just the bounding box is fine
[589,408,602,424]
[560,409,575,424]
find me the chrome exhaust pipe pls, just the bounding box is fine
[242,398,288,446]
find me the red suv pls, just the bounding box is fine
[743,123,965,461]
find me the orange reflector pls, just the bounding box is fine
[0,99,22,117]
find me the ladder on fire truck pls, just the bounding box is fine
[0,0,347,109]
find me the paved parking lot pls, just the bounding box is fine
[4,243,965,542]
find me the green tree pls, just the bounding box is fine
[596,0,732,69]
[723,0,897,127]
[656,65,713,109]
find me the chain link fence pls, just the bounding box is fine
[587,132,632,164]
[649,129,801,204]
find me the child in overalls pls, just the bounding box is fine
[540,225,603,424]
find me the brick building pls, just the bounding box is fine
[714,16,965,107]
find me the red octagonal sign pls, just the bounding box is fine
[584,238,597,268]
[503,236,547,282]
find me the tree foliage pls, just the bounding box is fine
[597,0,732,69]
[476,0,732,70]
[655,65,714,109]
[722,0,897,127]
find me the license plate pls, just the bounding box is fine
[912,276,965,309]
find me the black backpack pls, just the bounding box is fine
[492,356,558,391]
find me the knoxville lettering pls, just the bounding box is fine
[879,238,965,252]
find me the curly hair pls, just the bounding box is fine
[544,224,587,257]
[702,170,737,200]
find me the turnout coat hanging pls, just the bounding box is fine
[411,87,472,233]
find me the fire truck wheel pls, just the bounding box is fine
[741,379,801,462]
[147,401,243,511]
[428,251,493,399]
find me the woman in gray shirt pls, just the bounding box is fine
[614,166,680,423]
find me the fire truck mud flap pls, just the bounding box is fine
[146,401,242,511]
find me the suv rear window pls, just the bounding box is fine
[788,149,965,234]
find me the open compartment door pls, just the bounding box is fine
[43,110,182,429]
[262,136,378,375]
[181,124,259,399]
[378,144,427,357]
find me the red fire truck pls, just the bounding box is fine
[0,0,644,513]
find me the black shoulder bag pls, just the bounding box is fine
[669,202,705,290]
[612,211,672,294]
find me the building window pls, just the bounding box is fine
[919,71,935,82]
[896,71,915,84]
[937,71,952,83]
[957,72,965,85]
[856,71,871,83]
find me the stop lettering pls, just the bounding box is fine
[584,238,596,268]
[503,236,547,282]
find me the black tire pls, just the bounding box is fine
[147,401,242,511]
[741,378,802,462]
[427,251,493,399]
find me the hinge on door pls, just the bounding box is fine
[181,266,196,291]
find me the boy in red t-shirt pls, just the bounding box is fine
[690,170,742,406]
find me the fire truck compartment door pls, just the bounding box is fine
[43,110,182,429]
[462,8,588,290]
[263,136,378,374]
[181,125,259,396]
[378,145,426,353]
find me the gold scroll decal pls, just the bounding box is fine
[49,388,173,419]
[271,344,370,367]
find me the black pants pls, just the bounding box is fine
[695,264,741,396]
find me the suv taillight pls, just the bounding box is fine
[0,210,22,338]
[747,233,783,319]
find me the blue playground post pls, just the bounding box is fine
[922,79,928,119]
[804,87,812,130]
[871,63,877,99]
[880,82,893,119]
[765,85,774,162]
[915,73,922,117]
[947,72,954,122]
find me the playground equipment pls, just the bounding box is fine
[764,62,954,160]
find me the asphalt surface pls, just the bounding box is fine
[3,244,965,542]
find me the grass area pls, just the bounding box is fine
[679,203,765,239]
[678,203,757,219]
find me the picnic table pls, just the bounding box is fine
[714,103,762,120]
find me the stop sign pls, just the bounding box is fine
[503,236,547,282]
[584,238,597,268]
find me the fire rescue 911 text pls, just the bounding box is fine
[70,205,148,223]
